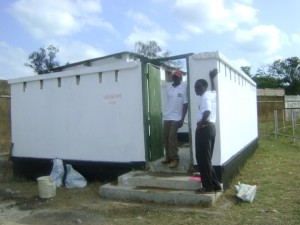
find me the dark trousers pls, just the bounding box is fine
[195,123,221,191]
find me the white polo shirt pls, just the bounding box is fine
[197,90,216,123]
[163,82,188,121]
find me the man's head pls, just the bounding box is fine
[194,79,208,96]
[172,70,182,86]
[172,70,182,78]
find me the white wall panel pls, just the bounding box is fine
[189,52,258,166]
[10,62,145,162]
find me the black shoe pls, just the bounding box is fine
[195,187,214,194]
[161,158,171,164]
[214,187,223,192]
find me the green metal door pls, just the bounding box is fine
[147,64,164,161]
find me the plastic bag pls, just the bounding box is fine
[65,164,87,189]
[50,159,65,187]
[235,182,257,203]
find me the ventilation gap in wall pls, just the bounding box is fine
[76,75,80,85]
[23,82,27,92]
[57,77,61,87]
[115,70,119,82]
[40,80,43,89]
[98,72,102,83]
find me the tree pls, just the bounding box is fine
[241,66,252,77]
[135,41,165,59]
[252,75,283,89]
[134,40,182,69]
[268,57,300,95]
[240,66,282,89]
[25,45,60,74]
[256,57,300,95]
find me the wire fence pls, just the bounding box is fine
[274,108,300,142]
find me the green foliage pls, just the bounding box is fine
[135,41,166,59]
[252,75,283,89]
[240,66,251,77]
[255,57,300,94]
[25,45,60,75]
[135,40,182,69]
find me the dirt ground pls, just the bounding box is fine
[0,187,233,225]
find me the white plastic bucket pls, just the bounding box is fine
[37,176,56,198]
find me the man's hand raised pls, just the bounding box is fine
[209,68,218,80]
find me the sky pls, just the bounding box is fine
[1,0,300,80]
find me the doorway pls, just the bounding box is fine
[145,54,194,173]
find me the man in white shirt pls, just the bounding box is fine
[194,68,222,193]
[162,70,188,168]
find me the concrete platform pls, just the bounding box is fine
[118,170,201,190]
[100,182,222,206]
[99,170,223,206]
[99,144,223,206]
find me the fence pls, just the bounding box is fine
[257,95,285,122]
[0,80,11,153]
[274,108,300,142]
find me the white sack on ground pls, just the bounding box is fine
[50,158,64,187]
[65,164,87,189]
[235,182,257,203]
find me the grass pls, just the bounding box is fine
[0,122,300,224]
[218,123,300,225]
[143,122,300,225]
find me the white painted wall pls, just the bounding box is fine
[9,51,258,166]
[189,52,258,165]
[9,61,146,162]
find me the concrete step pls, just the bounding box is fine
[118,170,201,191]
[148,145,194,174]
[99,170,223,206]
[99,183,222,206]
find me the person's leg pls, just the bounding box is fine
[168,121,179,161]
[162,120,172,163]
[195,127,214,191]
[167,121,180,168]
[209,125,222,191]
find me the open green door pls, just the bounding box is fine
[147,64,164,161]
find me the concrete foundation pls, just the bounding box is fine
[99,147,223,206]
[99,170,222,206]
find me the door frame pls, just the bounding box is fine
[142,53,194,168]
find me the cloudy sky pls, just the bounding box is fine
[1,0,300,79]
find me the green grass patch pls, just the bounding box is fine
[220,122,300,224]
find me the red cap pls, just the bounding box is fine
[172,70,182,78]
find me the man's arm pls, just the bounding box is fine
[209,68,218,91]
[196,68,217,130]
[197,110,210,130]
[178,103,188,128]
